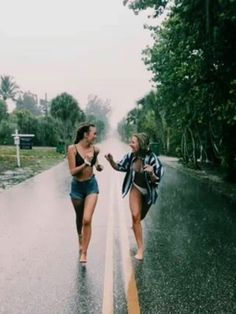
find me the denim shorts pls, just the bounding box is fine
[70,175,99,200]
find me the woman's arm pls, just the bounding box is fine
[144,153,163,184]
[105,153,132,172]
[143,164,159,183]
[67,145,87,176]
[94,147,103,171]
[105,153,119,170]
[149,170,159,183]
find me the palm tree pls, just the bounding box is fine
[0,75,19,101]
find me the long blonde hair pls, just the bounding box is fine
[133,132,150,155]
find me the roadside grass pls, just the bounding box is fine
[0,146,65,190]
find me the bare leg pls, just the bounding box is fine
[141,198,151,220]
[129,186,144,260]
[71,198,84,252]
[80,193,98,263]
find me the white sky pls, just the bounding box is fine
[0,0,162,126]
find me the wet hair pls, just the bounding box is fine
[132,132,150,156]
[74,123,96,144]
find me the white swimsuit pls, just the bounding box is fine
[133,182,148,195]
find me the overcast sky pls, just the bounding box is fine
[0,0,162,126]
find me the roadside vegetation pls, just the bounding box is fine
[119,0,236,182]
[0,146,65,190]
[0,78,111,149]
[0,146,64,173]
[0,75,111,189]
[1,1,235,188]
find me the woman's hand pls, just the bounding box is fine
[105,153,119,170]
[143,164,154,175]
[143,165,159,182]
[84,153,93,166]
[105,153,114,163]
[96,164,104,172]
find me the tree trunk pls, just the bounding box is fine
[166,127,170,154]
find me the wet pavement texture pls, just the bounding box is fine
[0,137,235,314]
[133,166,236,313]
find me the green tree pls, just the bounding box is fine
[125,0,236,180]
[123,0,169,15]
[85,94,111,117]
[16,91,41,116]
[0,101,16,145]
[118,117,134,142]
[37,116,60,146]
[50,92,85,151]
[85,94,111,140]
[14,109,38,135]
[0,99,8,123]
[0,119,15,145]
[136,91,165,146]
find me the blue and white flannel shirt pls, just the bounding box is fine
[116,152,164,205]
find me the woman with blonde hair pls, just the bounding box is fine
[105,133,163,260]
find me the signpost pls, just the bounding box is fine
[13,129,20,167]
[12,130,35,167]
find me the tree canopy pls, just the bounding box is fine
[0,75,19,101]
[50,92,85,149]
[0,100,8,123]
[16,91,41,116]
[85,94,111,140]
[120,0,236,181]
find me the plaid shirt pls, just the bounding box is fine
[116,152,164,205]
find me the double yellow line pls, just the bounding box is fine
[102,177,140,314]
[102,183,114,314]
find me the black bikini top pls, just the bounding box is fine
[74,145,97,167]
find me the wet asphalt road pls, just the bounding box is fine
[0,137,235,314]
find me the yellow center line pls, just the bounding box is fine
[102,180,114,314]
[118,177,141,314]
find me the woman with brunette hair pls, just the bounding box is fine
[68,123,103,263]
[105,133,163,261]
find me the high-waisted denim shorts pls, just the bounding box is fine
[70,175,99,200]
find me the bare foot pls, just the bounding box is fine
[80,252,87,263]
[134,250,144,261]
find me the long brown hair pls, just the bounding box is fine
[74,123,96,144]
